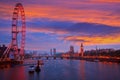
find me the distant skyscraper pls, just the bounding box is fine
[70,45,74,54]
[80,43,84,56]
[53,48,56,55]
[50,49,52,56]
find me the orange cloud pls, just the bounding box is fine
[91,0,120,3]
[0,1,120,27]
[27,27,69,35]
[24,4,120,27]
[0,3,18,19]
[64,34,120,45]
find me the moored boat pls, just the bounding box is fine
[28,65,35,73]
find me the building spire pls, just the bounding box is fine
[80,43,84,56]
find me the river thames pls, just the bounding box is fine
[0,59,120,80]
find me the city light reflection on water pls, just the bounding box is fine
[0,60,120,80]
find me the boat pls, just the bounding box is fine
[35,65,41,72]
[94,59,99,62]
[28,65,35,73]
[35,60,43,72]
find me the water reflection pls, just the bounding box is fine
[0,64,11,69]
[0,60,120,80]
[0,65,27,80]
[79,60,85,80]
[28,72,35,80]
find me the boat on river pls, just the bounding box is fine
[28,65,35,73]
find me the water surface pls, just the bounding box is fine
[0,59,120,80]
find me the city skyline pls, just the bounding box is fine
[0,0,120,52]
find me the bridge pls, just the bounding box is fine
[31,55,66,60]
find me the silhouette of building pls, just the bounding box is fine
[53,48,56,55]
[0,44,7,57]
[50,49,52,56]
[80,43,84,56]
[70,45,74,54]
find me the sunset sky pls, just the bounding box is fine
[0,0,120,53]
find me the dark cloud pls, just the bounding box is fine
[0,19,11,28]
[27,18,74,32]
[68,23,120,36]
[28,19,120,36]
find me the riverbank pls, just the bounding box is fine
[68,56,120,63]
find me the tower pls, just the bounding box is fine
[70,45,74,54]
[53,48,56,55]
[50,49,52,56]
[80,43,84,56]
